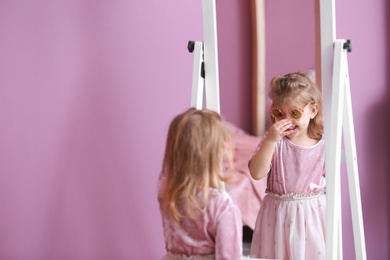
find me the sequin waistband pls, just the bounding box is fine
[163,252,215,260]
[266,190,325,201]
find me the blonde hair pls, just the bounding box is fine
[158,108,233,223]
[269,71,324,140]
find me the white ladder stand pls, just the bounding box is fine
[188,0,220,113]
[320,1,366,259]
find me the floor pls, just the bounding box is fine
[243,241,251,257]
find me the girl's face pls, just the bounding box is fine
[271,102,317,140]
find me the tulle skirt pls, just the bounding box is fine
[250,192,326,260]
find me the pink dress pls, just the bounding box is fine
[250,133,326,260]
[160,188,243,260]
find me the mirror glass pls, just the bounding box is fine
[244,0,319,255]
[264,0,317,126]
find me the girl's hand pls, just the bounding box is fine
[266,119,293,143]
[250,120,292,180]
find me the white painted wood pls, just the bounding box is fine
[202,0,220,113]
[319,10,337,257]
[320,0,336,139]
[326,39,345,260]
[190,41,204,109]
[189,0,220,113]
[325,40,367,260]
[340,42,367,260]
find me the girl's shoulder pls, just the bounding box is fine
[206,188,236,209]
[207,188,231,201]
[205,189,240,223]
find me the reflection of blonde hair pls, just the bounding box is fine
[158,108,233,223]
[269,71,324,140]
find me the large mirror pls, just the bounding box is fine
[245,0,320,255]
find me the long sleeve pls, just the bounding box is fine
[214,200,243,260]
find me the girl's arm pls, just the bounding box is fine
[249,137,276,180]
[214,196,243,260]
[249,119,293,180]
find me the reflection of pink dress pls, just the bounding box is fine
[160,188,243,260]
[250,133,326,260]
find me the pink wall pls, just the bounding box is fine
[335,0,390,259]
[0,1,202,259]
[0,0,389,259]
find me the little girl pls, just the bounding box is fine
[158,108,243,260]
[249,72,326,260]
